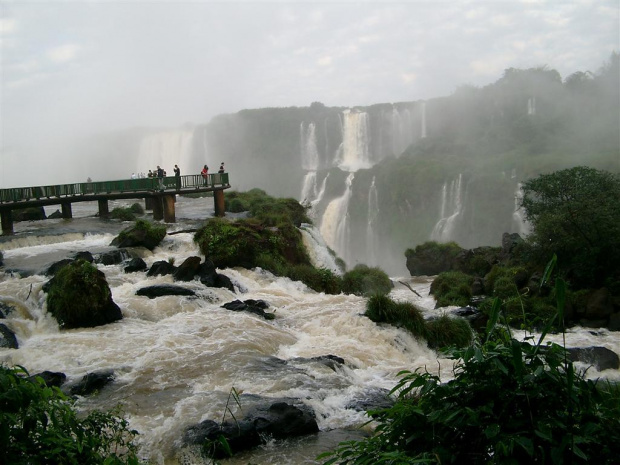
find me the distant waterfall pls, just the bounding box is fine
[300,122,320,171]
[366,176,379,266]
[512,183,531,236]
[300,224,342,274]
[137,129,194,175]
[527,97,536,115]
[431,174,463,242]
[336,111,371,172]
[420,101,427,139]
[320,173,355,266]
[391,107,414,156]
[300,172,317,205]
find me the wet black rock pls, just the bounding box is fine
[0,323,18,349]
[29,371,67,388]
[124,257,147,273]
[221,299,274,319]
[136,284,196,299]
[567,346,620,371]
[69,370,115,396]
[147,260,176,277]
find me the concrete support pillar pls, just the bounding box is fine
[145,197,154,211]
[1,209,13,235]
[152,196,164,221]
[214,189,226,217]
[162,194,176,223]
[98,199,110,218]
[61,202,73,219]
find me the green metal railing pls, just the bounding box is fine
[0,173,229,204]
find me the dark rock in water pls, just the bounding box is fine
[69,370,115,396]
[147,260,176,277]
[124,257,147,273]
[73,251,94,263]
[451,306,488,332]
[345,387,394,412]
[44,258,74,277]
[568,346,620,371]
[110,221,166,251]
[291,354,346,372]
[29,371,66,388]
[45,260,123,329]
[136,284,196,299]
[173,256,202,282]
[13,207,46,222]
[215,273,235,292]
[0,323,18,349]
[222,299,274,319]
[48,209,63,219]
[198,260,217,286]
[184,400,318,458]
[97,249,131,266]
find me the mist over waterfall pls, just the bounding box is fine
[512,183,531,236]
[300,122,320,171]
[431,174,464,243]
[337,111,371,172]
[137,129,195,174]
[420,101,427,138]
[366,177,379,266]
[320,173,354,265]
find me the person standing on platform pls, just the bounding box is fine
[218,162,225,173]
[157,165,164,191]
[174,164,181,190]
[201,164,209,185]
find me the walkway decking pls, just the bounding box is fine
[0,173,230,235]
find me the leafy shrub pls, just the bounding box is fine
[405,241,462,276]
[228,197,248,213]
[129,202,144,214]
[110,207,136,221]
[430,271,474,308]
[425,314,473,349]
[365,295,426,338]
[342,265,392,297]
[0,365,140,464]
[113,219,166,250]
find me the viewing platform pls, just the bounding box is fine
[0,173,231,235]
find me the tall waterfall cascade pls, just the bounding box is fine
[420,101,427,139]
[137,129,194,174]
[430,174,464,242]
[320,173,355,267]
[512,182,531,237]
[366,176,379,266]
[336,111,372,172]
[300,224,342,274]
[300,122,320,171]
[527,97,536,115]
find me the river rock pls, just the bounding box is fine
[184,400,319,458]
[29,371,67,388]
[124,257,147,273]
[136,284,196,299]
[147,260,176,277]
[48,209,63,219]
[173,256,202,282]
[567,346,620,371]
[222,299,274,319]
[0,323,18,349]
[69,370,115,396]
[97,249,132,266]
[215,273,235,292]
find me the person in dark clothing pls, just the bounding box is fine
[218,162,225,173]
[157,166,164,191]
[174,164,181,189]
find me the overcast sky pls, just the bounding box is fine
[1,0,618,186]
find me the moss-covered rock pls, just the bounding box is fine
[430,271,475,308]
[342,265,393,297]
[425,314,474,349]
[365,294,426,338]
[405,241,462,276]
[46,260,122,329]
[13,207,46,222]
[110,219,166,250]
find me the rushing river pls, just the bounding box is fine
[0,197,618,464]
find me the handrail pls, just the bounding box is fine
[0,173,230,204]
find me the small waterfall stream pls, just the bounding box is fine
[430,174,464,242]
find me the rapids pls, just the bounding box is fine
[0,197,618,464]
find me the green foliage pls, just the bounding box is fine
[365,295,426,338]
[115,219,166,251]
[342,265,392,297]
[405,241,462,276]
[425,314,473,349]
[129,203,144,214]
[0,365,140,465]
[225,189,311,226]
[288,264,343,294]
[46,260,117,329]
[429,271,474,308]
[521,166,620,287]
[110,207,137,221]
[322,275,620,465]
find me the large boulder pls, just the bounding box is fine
[405,241,462,276]
[136,284,196,299]
[45,259,123,329]
[0,324,18,349]
[222,299,274,320]
[29,371,66,388]
[124,257,147,273]
[96,249,132,266]
[567,346,620,371]
[173,256,202,282]
[68,370,115,396]
[13,207,46,222]
[110,219,166,251]
[147,260,176,277]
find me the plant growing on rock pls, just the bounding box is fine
[342,265,393,297]
[430,271,474,308]
[111,219,166,250]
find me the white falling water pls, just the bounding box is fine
[320,173,355,266]
[336,111,371,172]
[391,107,413,156]
[300,223,342,274]
[300,122,320,171]
[527,97,536,115]
[366,177,379,266]
[430,174,463,242]
[512,182,531,237]
[137,129,194,175]
[300,172,317,205]
[420,101,427,139]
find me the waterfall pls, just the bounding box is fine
[300,122,320,171]
[300,223,342,274]
[300,172,317,205]
[512,182,531,237]
[430,174,463,242]
[527,97,536,115]
[391,107,413,156]
[320,173,354,266]
[366,176,379,266]
[336,111,371,172]
[137,129,194,175]
[420,101,427,139]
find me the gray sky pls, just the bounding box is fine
[1,0,619,186]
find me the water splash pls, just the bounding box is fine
[320,173,354,266]
[300,224,342,274]
[366,177,379,266]
[430,174,463,242]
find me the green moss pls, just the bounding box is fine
[129,202,144,214]
[430,271,474,308]
[110,207,136,221]
[113,219,166,250]
[342,264,392,297]
[365,295,426,338]
[425,314,474,349]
